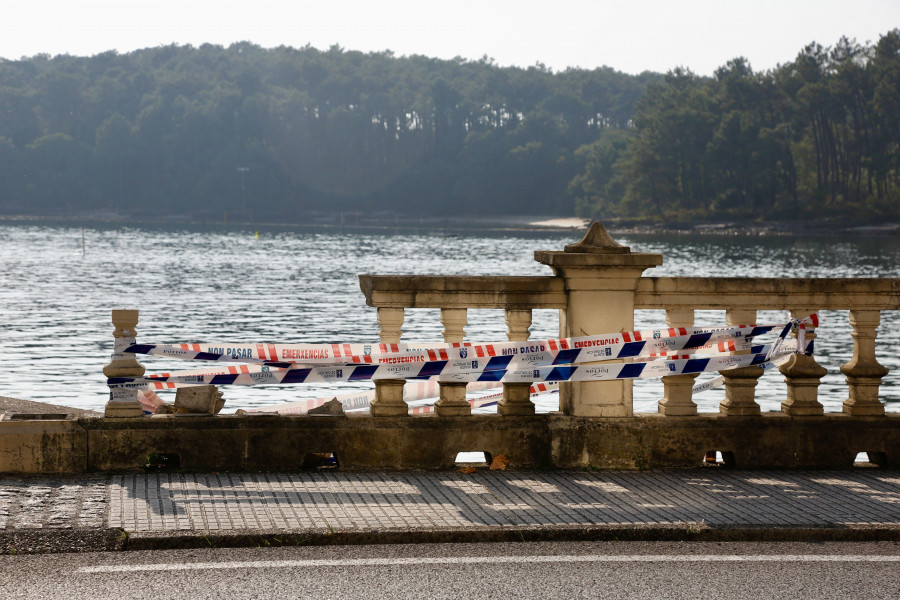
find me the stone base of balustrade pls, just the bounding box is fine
[843,378,887,416]
[844,401,886,417]
[103,401,145,418]
[498,382,536,416]
[2,413,899,474]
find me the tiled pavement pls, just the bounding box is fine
[2,469,899,551]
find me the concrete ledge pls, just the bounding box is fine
[6,521,898,555]
[80,414,552,471]
[0,420,86,473]
[550,413,900,469]
[3,413,898,474]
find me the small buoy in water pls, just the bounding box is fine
[254,231,259,239]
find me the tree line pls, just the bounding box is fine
[0,43,655,221]
[1,33,897,224]
[573,30,900,223]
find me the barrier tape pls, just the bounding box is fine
[125,338,756,393]
[691,354,793,394]
[119,317,819,370]
[110,335,807,391]
[109,316,816,397]
[108,344,801,389]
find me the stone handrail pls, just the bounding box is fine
[634,277,900,310]
[359,275,567,309]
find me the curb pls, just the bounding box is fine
[5,524,900,555]
[118,525,900,550]
[0,529,126,555]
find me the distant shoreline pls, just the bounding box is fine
[1,213,897,237]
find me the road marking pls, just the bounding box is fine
[78,554,900,573]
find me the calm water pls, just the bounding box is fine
[1,223,898,414]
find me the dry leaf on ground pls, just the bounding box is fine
[489,454,509,470]
[457,466,477,474]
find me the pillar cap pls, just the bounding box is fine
[535,221,662,269]
[564,222,630,254]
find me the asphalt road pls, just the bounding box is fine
[2,541,899,599]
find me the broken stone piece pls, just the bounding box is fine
[173,386,225,414]
[307,397,345,416]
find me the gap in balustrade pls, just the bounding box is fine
[396,308,443,343]
[459,308,560,343]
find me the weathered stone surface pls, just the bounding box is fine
[173,386,225,414]
[0,413,881,473]
[549,414,900,469]
[0,420,87,474]
[308,398,345,416]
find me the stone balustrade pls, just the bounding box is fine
[360,223,899,420]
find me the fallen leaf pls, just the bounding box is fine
[489,454,509,470]
[457,466,477,474]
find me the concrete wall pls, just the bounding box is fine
[0,420,86,473]
[3,414,897,474]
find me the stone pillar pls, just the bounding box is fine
[435,308,471,416]
[719,309,763,416]
[499,308,535,416]
[103,309,145,418]
[841,310,887,416]
[658,308,698,416]
[370,307,408,417]
[534,222,662,417]
[780,308,825,416]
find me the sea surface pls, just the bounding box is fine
[1,222,898,414]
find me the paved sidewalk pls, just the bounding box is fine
[2,469,899,553]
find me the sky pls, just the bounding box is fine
[2,0,898,76]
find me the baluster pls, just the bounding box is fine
[658,308,698,416]
[719,309,762,416]
[779,308,826,415]
[499,309,535,416]
[441,308,467,343]
[841,310,888,416]
[435,308,471,416]
[103,309,145,418]
[370,307,408,417]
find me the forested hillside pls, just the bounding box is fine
[1,32,897,224]
[573,31,900,223]
[0,43,655,221]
